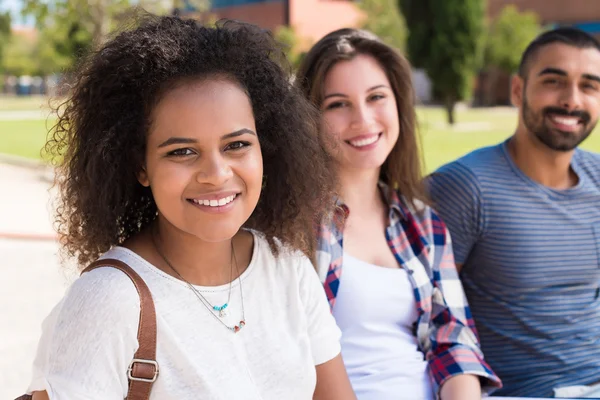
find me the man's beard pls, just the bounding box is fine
[522,93,596,152]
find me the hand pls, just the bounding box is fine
[439,374,482,400]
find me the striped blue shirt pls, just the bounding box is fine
[427,140,600,397]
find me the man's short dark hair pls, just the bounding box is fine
[518,27,600,77]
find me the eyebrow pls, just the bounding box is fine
[583,73,600,84]
[538,67,600,83]
[538,67,567,77]
[323,84,390,100]
[157,128,256,148]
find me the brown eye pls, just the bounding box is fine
[326,101,346,110]
[225,141,250,151]
[369,94,385,102]
[167,148,195,157]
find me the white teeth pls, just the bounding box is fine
[552,116,578,126]
[193,195,236,207]
[349,135,379,147]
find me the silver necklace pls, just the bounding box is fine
[151,230,246,333]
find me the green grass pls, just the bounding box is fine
[0,105,599,170]
[0,119,53,160]
[418,107,600,172]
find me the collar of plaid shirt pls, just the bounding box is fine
[315,181,502,396]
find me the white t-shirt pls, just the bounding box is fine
[28,231,341,400]
[333,253,433,400]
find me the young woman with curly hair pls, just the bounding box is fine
[25,15,355,400]
[296,29,502,400]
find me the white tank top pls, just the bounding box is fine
[332,252,433,400]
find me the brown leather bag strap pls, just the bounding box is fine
[84,258,158,400]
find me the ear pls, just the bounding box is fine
[137,165,150,187]
[510,74,524,108]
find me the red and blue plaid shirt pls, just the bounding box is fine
[315,182,502,396]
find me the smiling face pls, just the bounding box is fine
[138,78,263,243]
[320,54,399,173]
[512,43,600,152]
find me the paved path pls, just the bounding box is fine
[0,163,56,240]
[0,110,51,121]
[0,239,72,399]
[0,162,73,398]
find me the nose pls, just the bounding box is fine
[559,83,583,111]
[349,102,374,130]
[195,151,233,186]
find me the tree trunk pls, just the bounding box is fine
[445,97,456,125]
[484,66,500,106]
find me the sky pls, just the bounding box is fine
[1,0,33,26]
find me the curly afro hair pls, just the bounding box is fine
[47,14,336,267]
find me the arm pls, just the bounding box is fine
[426,221,502,397]
[313,354,356,400]
[295,254,355,400]
[439,374,481,400]
[27,268,140,399]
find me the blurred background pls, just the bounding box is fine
[0,0,599,398]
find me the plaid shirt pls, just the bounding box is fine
[315,182,502,396]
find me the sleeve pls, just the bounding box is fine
[27,268,141,400]
[297,256,342,366]
[426,223,502,396]
[426,162,486,265]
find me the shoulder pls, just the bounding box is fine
[430,145,503,186]
[57,255,142,330]
[250,230,314,277]
[575,149,600,182]
[426,146,506,205]
[448,143,505,171]
[576,148,600,162]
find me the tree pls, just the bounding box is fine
[485,5,540,74]
[0,9,10,72]
[274,25,305,71]
[400,0,486,124]
[399,0,432,68]
[481,6,540,106]
[359,0,406,51]
[3,31,39,76]
[21,0,211,74]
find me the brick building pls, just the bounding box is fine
[180,0,362,48]
[181,0,600,105]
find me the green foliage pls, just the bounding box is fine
[398,0,432,68]
[0,9,10,71]
[21,0,128,73]
[143,0,211,15]
[18,0,211,75]
[359,0,406,51]
[400,0,486,124]
[3,33,38,75]
[1,22,87,76]
[484,5,540,74]
[274,25,305,70]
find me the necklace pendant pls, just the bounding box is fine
[233,320,246,333]
[213,303,228,318]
